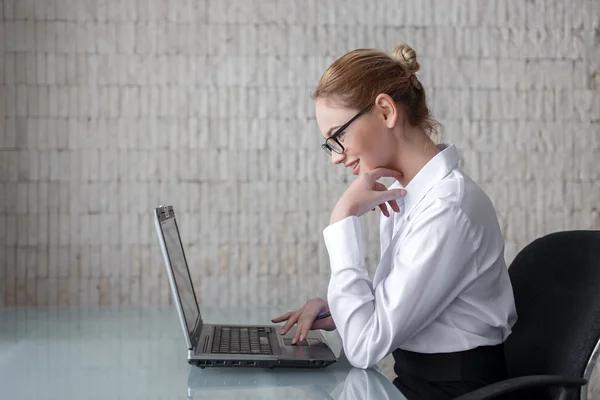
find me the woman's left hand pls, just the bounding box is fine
[330,168,406,225]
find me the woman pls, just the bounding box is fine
[272,43,517,399]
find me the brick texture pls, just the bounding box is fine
[0,0,599,394]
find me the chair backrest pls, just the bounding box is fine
[504,230,600,385]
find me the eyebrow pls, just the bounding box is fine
[325,125,341,138]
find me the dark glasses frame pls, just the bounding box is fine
[321,94,401,155]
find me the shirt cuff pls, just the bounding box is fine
[323,216,364,273]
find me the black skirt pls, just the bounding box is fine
[392,344,508,399]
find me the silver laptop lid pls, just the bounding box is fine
[154,205,202,350]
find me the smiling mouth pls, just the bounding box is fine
[348,160,359,175]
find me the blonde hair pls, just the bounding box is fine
[312,43,439,138]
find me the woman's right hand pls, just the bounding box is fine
[271,297,336,344]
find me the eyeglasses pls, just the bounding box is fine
[321,95,400,156]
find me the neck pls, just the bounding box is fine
[391,129,440,187]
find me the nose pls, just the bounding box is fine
[331,151,345,165]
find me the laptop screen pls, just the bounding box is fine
[160,216,200,338]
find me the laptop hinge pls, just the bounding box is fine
[190,314,203,349]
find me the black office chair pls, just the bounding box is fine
[456,230,600,400]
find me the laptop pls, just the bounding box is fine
[153,205,337,369]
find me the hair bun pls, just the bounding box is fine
[392,43,420,75]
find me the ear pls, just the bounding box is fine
[374,93,401,129]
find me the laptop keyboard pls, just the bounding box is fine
[211,326,274,355]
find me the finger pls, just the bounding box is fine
[294,315,314,344]
[376,188,406,205]
[388,199,401,213]
[368,168,404,182]
[292,321,302,344]
[378,203,390,218]
[281,311,301,335]
[300,313,318,342]
[292,318,305,344]
[298,320,313,343]
[373,181,405,204]
[311,318,332,331]
[271,311,293,323]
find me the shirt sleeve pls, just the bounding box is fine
[323,199,479,369]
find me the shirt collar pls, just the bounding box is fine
[390,143,460,219]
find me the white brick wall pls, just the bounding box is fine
[1,0,599,395]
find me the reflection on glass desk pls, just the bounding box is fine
[187,361,403,399]
[0,307,405,400]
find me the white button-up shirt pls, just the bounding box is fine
[323,143,517,369]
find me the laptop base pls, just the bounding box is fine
[190,358,335,369]
[191,323,337,369]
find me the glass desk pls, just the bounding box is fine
[0,307,406,399]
